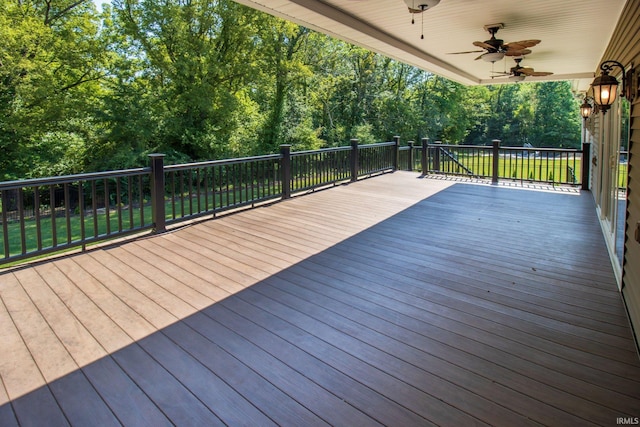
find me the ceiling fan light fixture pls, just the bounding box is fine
[404,0,439,39]
[404,0,440,12]
[482,52,505,63]
[509,74,525,82]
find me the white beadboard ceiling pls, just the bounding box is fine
[233,0,626,91]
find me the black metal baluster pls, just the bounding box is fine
[64,183,72,244]
[50,185,57,247]
[79,182,85,248]
[35,187,42,251]
[128,177,134,229]
[116,178,123,232]
[18,188,26,255]
[104,178,111,235]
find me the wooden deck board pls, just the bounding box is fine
[135,331,278,427]
[184,311,382,427]
[110,343,225,426]
[307,247,640,364]
[47,369,121,427]
[206,302,435,427]
[205,298,476,426]
[162,320,329,426]
[332,241,632,344]
[1,172,639,426]
[13,266,107,368]
[0,385,18,427]
[250,274,637,422]
[81,356,173,427]
[35,261,133,354]
[232,286,557,426]
[243,278,624,424]
[273,265,640,397]
[3,272,79,384]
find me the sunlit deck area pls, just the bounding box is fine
[1,171,639,426]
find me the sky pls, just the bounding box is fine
[92,0,109,11]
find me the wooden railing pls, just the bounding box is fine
[0,141,397,265]
[0,168,154,265]
[0,137,595,265]
[422,139,590,187]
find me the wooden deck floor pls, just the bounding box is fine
[1,172,639,426]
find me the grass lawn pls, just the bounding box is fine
[1,183,283,261]
[438,154,582,184]
[436,154,627,188]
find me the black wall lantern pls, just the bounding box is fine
[580,97,593,119]
[590,60,629,115]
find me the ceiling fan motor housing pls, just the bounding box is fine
[485,38,504,51]
[483,24,505,50]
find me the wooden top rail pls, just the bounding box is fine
[360,141,396,148]
[0,168,150,191]
[501,146,582,153]
[290,146,352,157]
[427,143,581,153]
[164,154,281,172]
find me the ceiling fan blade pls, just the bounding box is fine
[473,41,495,50]
[505,39,541,49]
[505,49,532,57]
[448,50,484,54]
[529,71,553,76]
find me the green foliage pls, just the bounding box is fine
[351,123,377,145]
[531,81,581,148]
[462,81,581,147]
[0,1,585,180]
[29,130,88,176]
[0,0,106,179]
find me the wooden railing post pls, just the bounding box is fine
[581,142,591,190]
[149,153,166,233]
[421,138,429,175]
[350,138,359,182]
[407,141,414,171]
[492,139,500,185]
[393,136,400,171]
[280,144,292,199]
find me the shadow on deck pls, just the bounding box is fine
[1,172,639,426]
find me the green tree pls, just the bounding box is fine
[371,62,425,142]
[302,34,353,146]
[0,1,586,179]
[255,21,310,153]
[460,85,492,145]
[530,81,581,147]
[111,0,263,160]
[0,0,107,179]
